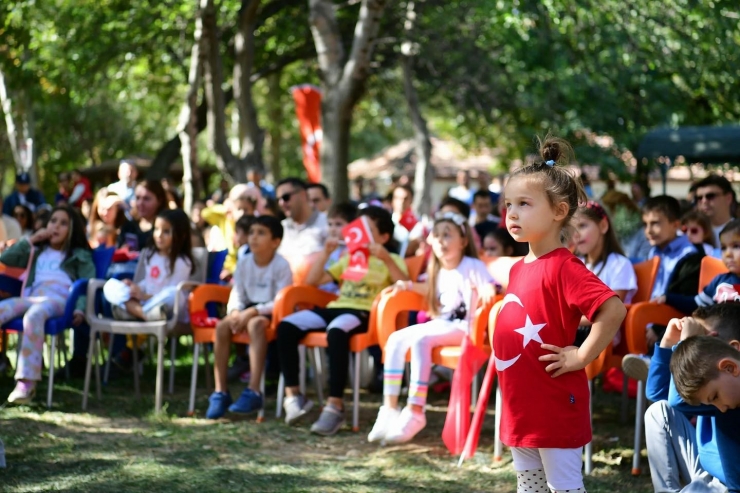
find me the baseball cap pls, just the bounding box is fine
[16,172,31,184]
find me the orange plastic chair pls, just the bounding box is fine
[623,255,725,475]
[272,284,379,431]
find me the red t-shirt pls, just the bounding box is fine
[493,248,616,448]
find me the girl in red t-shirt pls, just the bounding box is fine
[494,137,626,492]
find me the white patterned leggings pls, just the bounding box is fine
[383,319,466,407]
[0,289,67,382]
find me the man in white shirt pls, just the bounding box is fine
[275,177,328,266]
[107,160,138,209]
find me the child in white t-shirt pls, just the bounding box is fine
[206,215,293,419]
[572,201,636,346]
[368,212,498,445]
[103,209,194,321]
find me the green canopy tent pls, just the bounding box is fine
[636,125,740,193]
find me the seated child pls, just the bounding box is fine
[661,219,740,314]
[277,206,408,436]
[206,215,293,418]
[368,211,497,444]
[482,227,528,258]
[643,302,740,492]
[319,202,357,294]
[103,208,195,322]
[681,210,717,257]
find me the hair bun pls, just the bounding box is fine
[538,135,573,166]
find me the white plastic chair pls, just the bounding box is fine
[82,247,208,413]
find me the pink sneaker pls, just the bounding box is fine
[8,380,36,405]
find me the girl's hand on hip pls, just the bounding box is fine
[539,344,586,377]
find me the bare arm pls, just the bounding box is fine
[578,289,626,326]
[540,296,626,377]
[304,240,336,287]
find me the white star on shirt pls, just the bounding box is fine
[514,315,547,348]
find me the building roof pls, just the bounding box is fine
[348,137,498,180]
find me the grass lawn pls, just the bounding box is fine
[0,352,654,493]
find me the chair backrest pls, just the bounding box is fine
[699,256,728,292]
[632,257,660,304]
[404,255,425,282]
[206,249,228,284]
[92,246,116,279]
[483,256,524,291]
[191,247,209,283]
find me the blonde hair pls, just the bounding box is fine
[425,216,478,317]
[509,136,587,239]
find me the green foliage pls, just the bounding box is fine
[1,0,739,199]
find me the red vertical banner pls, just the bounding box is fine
[292,84,323,183]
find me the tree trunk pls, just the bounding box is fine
[233,0,264,174]
[401,1,433,217]
[320,93,353,201]
[202,0,244,181]
[309,0,387,202]
[266,71,283,181]
[0,69,23,169]
[178,0,207,214]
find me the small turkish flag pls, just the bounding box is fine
[341,216,373,253]
[341,247,370,281]
[399,208,418,232]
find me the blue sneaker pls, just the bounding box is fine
[205,391,232,419]
[228,388,263,414]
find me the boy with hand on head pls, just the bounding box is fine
[206,215,294,419]
[644,302,740,493]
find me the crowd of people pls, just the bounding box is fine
[0,144,739,492]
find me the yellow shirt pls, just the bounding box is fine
[201,205,237,273]
[327,253,407,311]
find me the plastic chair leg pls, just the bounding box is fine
[203,343,213,392]
[311,347,324,405]
[352,352,361,431]
[471,372,479,408]
[82,330,98,410]
[632,380,645,475]
[168,336,177,395]
[94,338,102,399]
[584,379,594,475]
[493,384,504,462]
[132,344,141,400]
[47,335,57,409]
[188,343,200,416]
[155,336,165,413]
[299,346,306,396]
[276,374,285,418]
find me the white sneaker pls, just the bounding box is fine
[283,394,314,425]
[383,406,426,444]
[622,354,651,382]
[367,406,401,443]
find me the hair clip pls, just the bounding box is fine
[434,211,467,233]
[545,160,555,167]
[585,200,608,219]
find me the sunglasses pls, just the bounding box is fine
[694,192,719,203]
[682,226,701,236]
[278,190,299,203]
